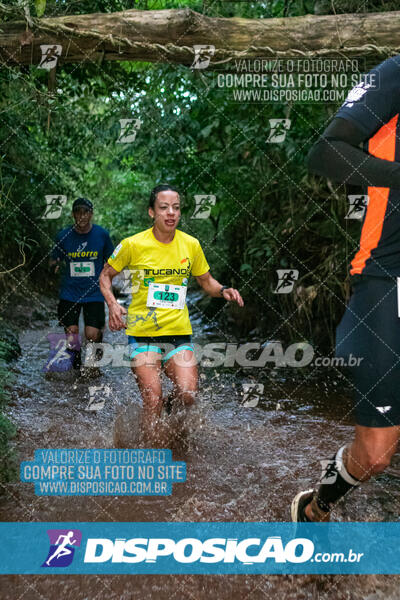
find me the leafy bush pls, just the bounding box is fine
[0,333,20,484]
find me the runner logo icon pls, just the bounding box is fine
[274,269,299,294]
[38,45,62,70]
[345,195,369,220]
[42,529,82,567]
[191,45,215,70]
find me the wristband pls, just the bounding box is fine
[220,285,229,297]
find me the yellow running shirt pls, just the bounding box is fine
[108,228,210,336]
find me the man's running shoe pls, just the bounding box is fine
[291,489,314,522]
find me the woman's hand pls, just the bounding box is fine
[222,287,244,307]
[109,302,127,331]
[195,271,244,307]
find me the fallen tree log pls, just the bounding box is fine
[0,7,399,67]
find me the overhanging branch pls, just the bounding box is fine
[0,8,399,67]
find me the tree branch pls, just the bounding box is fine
[0,8,399,66]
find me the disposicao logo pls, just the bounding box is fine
[83,536,314,564]
[42,529,82,567]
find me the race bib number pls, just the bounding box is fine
[70,261,95,277]
[146,283,187,309]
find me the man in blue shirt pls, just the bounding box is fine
[50,198,114,369]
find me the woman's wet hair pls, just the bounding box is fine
[149,184,179,209]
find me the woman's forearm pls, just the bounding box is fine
[200,275,223,297]
[99,268,119,307]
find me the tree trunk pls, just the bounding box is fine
[0,8,399,67]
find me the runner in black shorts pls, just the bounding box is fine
[50,198,114,370]
[291,55,400,521]
[57,299,106,331]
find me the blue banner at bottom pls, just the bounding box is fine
[0,522,398,574]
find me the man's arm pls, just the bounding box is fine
[307,117,400,188]
[99,263,127,331]
[195,271,244,306]
[49,257,61,273]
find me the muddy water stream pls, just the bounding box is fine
[0,294,399,599]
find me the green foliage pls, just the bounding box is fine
[0,331,20,485]
[0,0,388,352]
[0,332,21,363]
[1,0,398,22]
[0,410,17,484]
[2,0,396,19]
[34,0,46,17]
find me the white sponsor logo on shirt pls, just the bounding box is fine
[76,242,88,253]
[341,81,373,108]
[376,406,391,414]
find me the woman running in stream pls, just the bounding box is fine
[100,184,243,443]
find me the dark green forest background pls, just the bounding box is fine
[1,0,395,348]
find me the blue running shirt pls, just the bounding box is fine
[52,224,114,303]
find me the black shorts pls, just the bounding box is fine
[57,299,105,330]
[336,275,400,427]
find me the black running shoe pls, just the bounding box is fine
[291,489,314,522]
